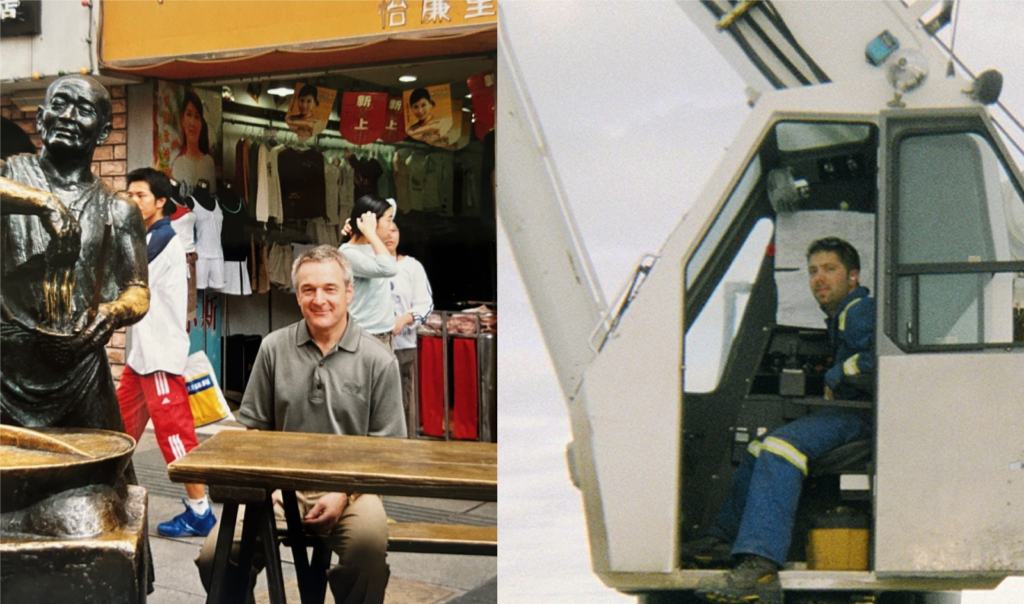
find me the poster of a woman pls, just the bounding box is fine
[285,83,335,140]
[403,85,453,146]
[155,82,222,192]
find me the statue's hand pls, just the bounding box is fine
[70,303,117,356]
[41,194,82,267]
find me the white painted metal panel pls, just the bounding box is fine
[0,36,34,80]
[876,353,1024,574]
[0,1,93,81]
[496,20,606,402]
[675,0,951,94]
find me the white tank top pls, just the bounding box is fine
[192,198,224,260]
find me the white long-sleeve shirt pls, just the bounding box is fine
[390,255,433,350]
[127,225,190,375]
[339,243,398,335]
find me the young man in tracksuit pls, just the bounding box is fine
[118,167,216,537]
[686,237,875,604]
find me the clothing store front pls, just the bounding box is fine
[100,1,497,441]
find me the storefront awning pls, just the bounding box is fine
[98,1,496,81]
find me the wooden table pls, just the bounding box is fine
[167,430,497,604]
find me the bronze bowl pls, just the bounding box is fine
[0,427,136,513]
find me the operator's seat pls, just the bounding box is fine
[810,438,872,477]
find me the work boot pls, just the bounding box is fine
[695,554,782,604]
[679,535,732,568]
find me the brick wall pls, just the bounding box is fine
[1,85,129,386]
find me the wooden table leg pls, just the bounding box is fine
[281,490,328,604]
[256,494,287,604]
[206,502,238,604]
[232,503,262,604]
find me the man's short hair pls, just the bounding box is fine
[44,75,113,130]
[291,245,353,290]
[807,237,860,272]
[127,168,176,216]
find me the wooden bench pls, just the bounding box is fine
[275,520,495,603]
[387,522,496,556]
[282,522,496,567]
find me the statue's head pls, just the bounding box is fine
[36,75,113,159]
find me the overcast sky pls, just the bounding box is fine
[497,1,1024,602]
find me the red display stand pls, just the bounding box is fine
[414,310,495,441]
[452,338,479,440]
[418,335,445,438]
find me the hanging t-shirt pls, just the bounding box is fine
[324,159,341,225]
[247,140,261,219]
[406,153,427,211]
[457,153,483,217]
[307,218,340,247]
[421,154,442,212]
[255,142,271,223]
[267,145,285,223]
[348,155,383,199]
[432,153,455,216]
[276,147,326,220]
[268,242,293,290]
[233,138,247,201]
[375,150,394,201]
[393,151,411,214]
[339,157,356,223]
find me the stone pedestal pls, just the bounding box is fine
[0,485,148,604]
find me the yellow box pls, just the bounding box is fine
[807,528,869,571]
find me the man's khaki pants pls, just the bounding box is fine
[195,492,389,603]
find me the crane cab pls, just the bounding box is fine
[676,100,1023,590]
[497,2,1024,601]
[571,83,1024,599]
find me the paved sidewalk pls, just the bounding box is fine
[138,421,496,604]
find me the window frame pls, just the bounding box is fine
[883,110,1024,352]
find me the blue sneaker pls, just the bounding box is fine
[158,501,217,537]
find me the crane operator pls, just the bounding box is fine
[683,237,875,604]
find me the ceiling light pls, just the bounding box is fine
[465,93,472,98]
[267,84,294,97]
[398,74,418,83]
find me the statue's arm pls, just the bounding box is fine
[100,283,150,330]
[1,175,78,232]
[1,174,81,263]
[2,174,51,213]
[71,193,150,352]
[103,192,150,330]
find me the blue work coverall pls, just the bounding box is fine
[708,286,875,565]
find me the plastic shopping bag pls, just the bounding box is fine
[184,351,234,427]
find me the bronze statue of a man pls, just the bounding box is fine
[1,74,150,432]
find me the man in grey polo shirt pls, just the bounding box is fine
[196,245,405,604]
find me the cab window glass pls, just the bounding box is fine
[685,218,773,392]
[894,132,1024,347]
[687,156,761,291]
[776,123,871,152]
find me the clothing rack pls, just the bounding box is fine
[220,115,438,152]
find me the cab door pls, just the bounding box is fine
[874,108,1024,574]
